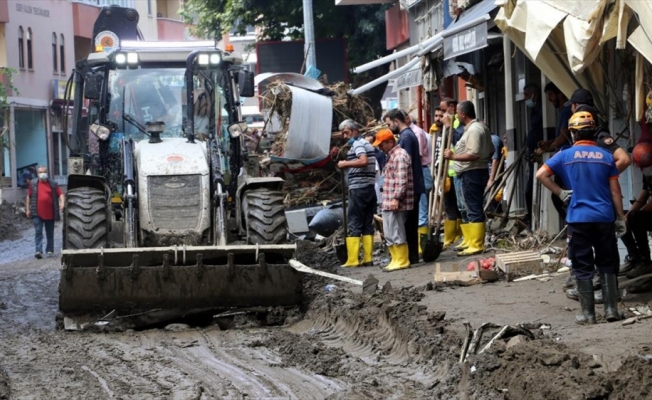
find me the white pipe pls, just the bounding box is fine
[302,0,317,69]
[349,56,421,95]
[353,33,443,74]
[352,12,491,74]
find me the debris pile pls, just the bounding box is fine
[280,168,340,208]
[0,202,31,242]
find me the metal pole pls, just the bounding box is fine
[303,0,317,69]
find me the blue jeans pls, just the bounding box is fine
[419,165,433,226]
[454,176,467,223]
[33,216,55,253]
[459,168,489,223]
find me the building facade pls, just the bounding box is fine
[0,0,188,203]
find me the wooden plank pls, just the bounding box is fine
[289,259,363,286]
[433,263,482,286]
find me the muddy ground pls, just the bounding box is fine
[1,203,652,398]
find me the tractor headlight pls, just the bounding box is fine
[227,122,248,138]
[115,53,127,65]
[210,54,221,65]
[90,123,111,141]
[126,52,139,65]
[198,54,209,66]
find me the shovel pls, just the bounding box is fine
[421,124,450,262]
[335,168,349,263]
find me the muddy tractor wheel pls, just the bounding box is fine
[243,188,287,244]
[64,187,108,250]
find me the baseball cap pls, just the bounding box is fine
[569,88,594,106]
[372,129,395,147]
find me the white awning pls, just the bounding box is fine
[494,0,636,113]
[392,62,422,93]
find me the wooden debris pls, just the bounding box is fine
[434,263,482,287]
[495,251,544,275]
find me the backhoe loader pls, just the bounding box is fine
[59,5,301,321]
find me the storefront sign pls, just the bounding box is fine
[16,3,50,18]
[443,22,488,60]
[52,80,75,101]
[392,66,423,93]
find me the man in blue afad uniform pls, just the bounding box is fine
[536,111,626,325]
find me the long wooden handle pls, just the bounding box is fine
[340,169,348,237]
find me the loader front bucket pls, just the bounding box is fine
[59,244,302,315]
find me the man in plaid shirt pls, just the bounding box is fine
[373,129,414,271]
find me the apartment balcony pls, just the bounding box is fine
[0,0,8,23]
[157,18,186,41]
[72,2,101,39]
[335,0,393,4]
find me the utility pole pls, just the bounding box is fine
[302,0,317,70]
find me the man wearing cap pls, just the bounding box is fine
[383,109,425,264]
[337,119,377,268]
[374,129,414,272]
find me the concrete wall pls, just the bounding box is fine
[134,0,158,40]
[5,0,75,101]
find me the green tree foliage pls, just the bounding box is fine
[180,0,392,89]
[0,68,18,151]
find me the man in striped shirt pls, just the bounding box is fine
[338,119,377,267]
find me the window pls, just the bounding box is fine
[59,34,65,73]
[147,0,152,16]
[18,27,24,69]
[52,33,58,72]
[26,28,33,70]
[52,131,69,177]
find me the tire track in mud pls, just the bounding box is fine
[0,328,345,399]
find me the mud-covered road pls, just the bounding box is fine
[1,214,652,399]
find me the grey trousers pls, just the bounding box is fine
[382,210,408,246]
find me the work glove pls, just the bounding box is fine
[558,189,573,206]
[615,217,627,238]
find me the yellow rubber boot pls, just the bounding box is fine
[383,243,411,272]
[455,219,464,242]
[341,237,361,267]
[454,223,470,251]
[361,235,374,266]
[418,226,429,254]
[384,245,398,270]
[442,220,458,249]
[457,222,486,257]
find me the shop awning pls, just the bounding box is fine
[494,0,634,113]
[442,0,498,60]
[625,0,652,65]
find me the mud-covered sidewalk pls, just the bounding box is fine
[1,205,652,398]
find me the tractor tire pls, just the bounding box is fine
[64,187,108,250]
[243,188,287,244]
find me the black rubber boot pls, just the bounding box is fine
[592,273,602,290]
[619,254,640,276]
[601,273,621,322]
[575,279,596,325]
